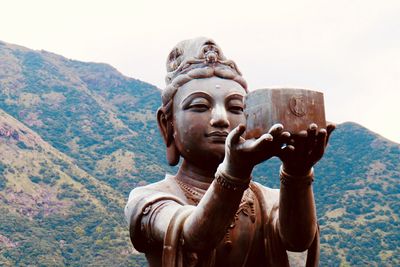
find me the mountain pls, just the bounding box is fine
[0,40,161,266]
[0,40,172,196]
[0,40,399,266]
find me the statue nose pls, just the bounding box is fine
[210,105,230,128]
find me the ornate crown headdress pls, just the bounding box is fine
[162,37,248,109]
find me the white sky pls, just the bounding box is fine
[1,0,399,143]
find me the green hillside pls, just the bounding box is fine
[0,41,163,266]
[0,108,145,266]
[0,40,398,266]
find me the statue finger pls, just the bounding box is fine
[307,123,318,138]
[278,144,295,162]
[227,124,246,147]
[277,131,291,144]
[239,133,273,152]
[288,137,295,146]
[292,130,307,155]
[312,129,327,161]
[326,123,336,145]
[255,133,274,151]
[306,123,318,154]
[297,130,308,139]
[268,123,283,137]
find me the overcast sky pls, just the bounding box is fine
[1,0,399,143]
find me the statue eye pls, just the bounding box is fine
[227,99,244,114]
[188,98,210,112]
[229,105,244,114]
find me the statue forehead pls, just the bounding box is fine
[173,77,246,101]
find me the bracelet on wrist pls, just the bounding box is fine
[215,166,250,191]
[279,165,314,186]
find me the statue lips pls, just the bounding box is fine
[205,131,229,143]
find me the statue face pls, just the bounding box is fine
[172,77,246,166]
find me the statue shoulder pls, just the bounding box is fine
[128,174,183,198]
[125,174,187,253]
[125,174,185,226]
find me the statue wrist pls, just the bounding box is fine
[215,164,250,191]
[279,165,314,186]
[220,159,253,181]
[281,163,313,177]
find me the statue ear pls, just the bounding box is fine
[157,108,180,166]
[157,107,170,145]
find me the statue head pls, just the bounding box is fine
[157,37,248,166]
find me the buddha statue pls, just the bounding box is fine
[125,37,335,267]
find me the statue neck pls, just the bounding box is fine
[176,160,217,187]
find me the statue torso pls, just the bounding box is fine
[125,175,290,267]
[176,176,266,267]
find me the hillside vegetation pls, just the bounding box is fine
[0,40,398,266]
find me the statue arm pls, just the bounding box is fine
[182,176,247,251]
[125,178,247,253]
[173,124,283,251]
[178,122,296,251]
[159,124,286,251]
[277,168,317,252]
[154,181,246,251]
[276,123,335,251]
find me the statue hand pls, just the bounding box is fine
[279,123,335,175]
[220,123,290,180]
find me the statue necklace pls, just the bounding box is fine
[176,177,257,251]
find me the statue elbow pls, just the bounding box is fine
[182,233,221,252]
[285,241,314,252]
[284,231,318,252]
[182,227,224,252]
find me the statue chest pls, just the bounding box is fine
[214,189,265,267]
[177,182,265,266]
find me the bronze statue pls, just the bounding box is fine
[125,37,335,266]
